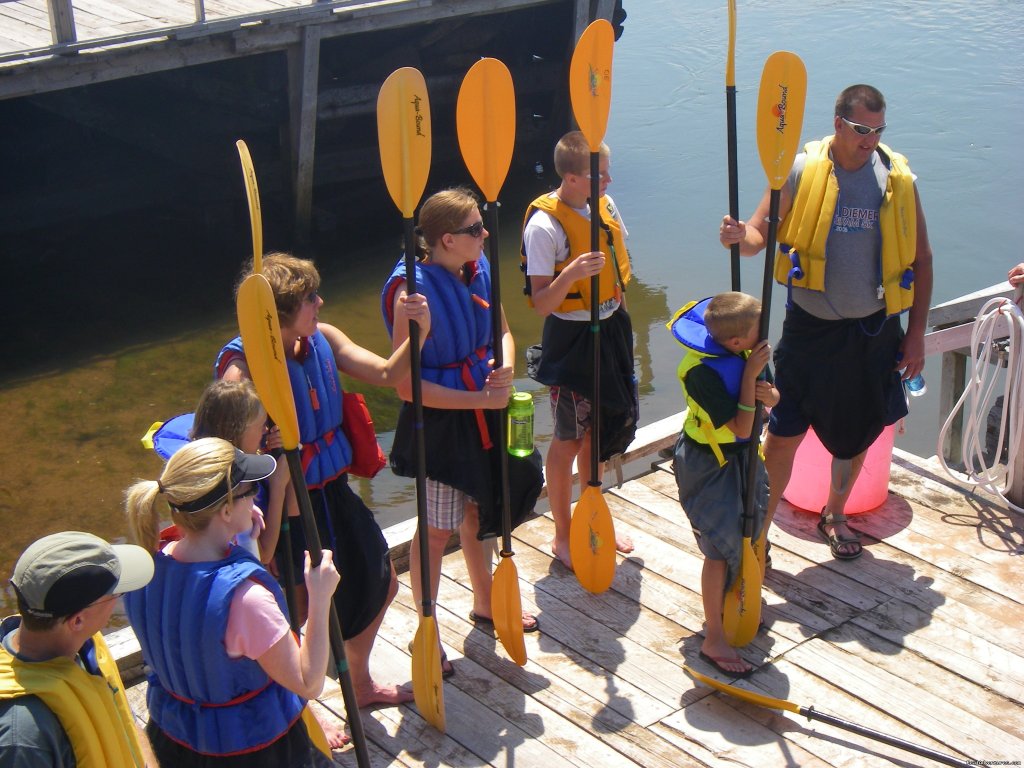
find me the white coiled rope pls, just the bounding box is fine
[936,294,1024,512]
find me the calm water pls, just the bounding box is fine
[2,0,1022,608]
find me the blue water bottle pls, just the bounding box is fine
[905,373,927,397]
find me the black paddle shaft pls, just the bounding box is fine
[741,190,781,535]
[484,202,515,558]
[727,83,741,292]
[588,151,602,485]
[283,449,370,768]
[402,217,433,621]
[801,707,973,767]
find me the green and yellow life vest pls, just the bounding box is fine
[521,193,631,312]
[775,136,917,317]
[668,299,749,467]
[0,626,145,768]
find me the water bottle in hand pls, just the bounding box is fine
[904,372,927,397]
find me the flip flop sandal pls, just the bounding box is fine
[699,650,753,678]
[817,509,863,560]
[469,610,540,634]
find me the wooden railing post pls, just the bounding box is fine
[46,0,76,45]
[939,349,967,464]
[194,0,206,23]
[287,25,322,248]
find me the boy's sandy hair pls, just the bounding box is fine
[704,291,761,344]
[235,252,320,327]
[553,130,610,178]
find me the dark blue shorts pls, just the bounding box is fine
[768,304,908,459]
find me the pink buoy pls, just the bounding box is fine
[782,424,895,514]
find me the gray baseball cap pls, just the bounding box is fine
[11,531,154,619]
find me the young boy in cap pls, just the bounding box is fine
[0,531,155,766]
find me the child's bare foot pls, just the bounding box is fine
[355,681,414,708]
[311,705,351,749]
[615,532,635,554]
[550,539,573,570]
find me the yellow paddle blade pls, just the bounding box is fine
[235,274,300,450]
[491,556,527,666]
[722,535,762,647]
[377,67,431,218]
[569,19,614,151]
[755,51,807,190]
[569,485,616,594]
[684,665,800,714]
[235,140,263,273]
[411,616,446,732]
[456,58,516,203]
[726,0,737,87]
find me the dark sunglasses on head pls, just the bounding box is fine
[841,116,886,136]
[451,221,485,238]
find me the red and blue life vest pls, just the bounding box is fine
[215,331,353,489]
[123,546,305,756]
[381,255,494,392]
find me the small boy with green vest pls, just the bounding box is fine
[668,292,778,675]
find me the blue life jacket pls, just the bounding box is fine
[381,255,494,391]
[124,546,305,756]
[215,332,352,488]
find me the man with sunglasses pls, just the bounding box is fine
[719,84,933,562]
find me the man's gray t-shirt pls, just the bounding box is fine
[785,149,893,320]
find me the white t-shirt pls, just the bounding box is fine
[523,192,628,321]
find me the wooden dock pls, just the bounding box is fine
[123,440,1024,766]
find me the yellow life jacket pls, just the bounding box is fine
[521,193,631,312]
[0,627,145,767]
[775,136,917,317]
[667,299,748,467]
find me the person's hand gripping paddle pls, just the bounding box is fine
[722,51,806,648]
[455,57,527,665]
[376,67,445,732]
[236,276,371,766]
[234,139,299,632]
[566,19,618,594]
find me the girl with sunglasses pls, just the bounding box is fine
[382,187,542,676]
[124,437,340,766]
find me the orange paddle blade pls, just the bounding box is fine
[685,665,799,713]
[755,51,807,190]
[235,140,263,273]
[726,0,737,87]
[569,485,616,594]
[377,67,432,218]
[491,556,527,666]
[456,58,516,203]
[722,535,762,647]
[569,19,615,151]
[235,274,300,450]
[411,615,446,732]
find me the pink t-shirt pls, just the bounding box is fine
[225,579,291,659]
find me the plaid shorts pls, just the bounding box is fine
[425,479,471,530]
[550,385,592,441]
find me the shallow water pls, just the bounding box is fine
[2,0,1022,612]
